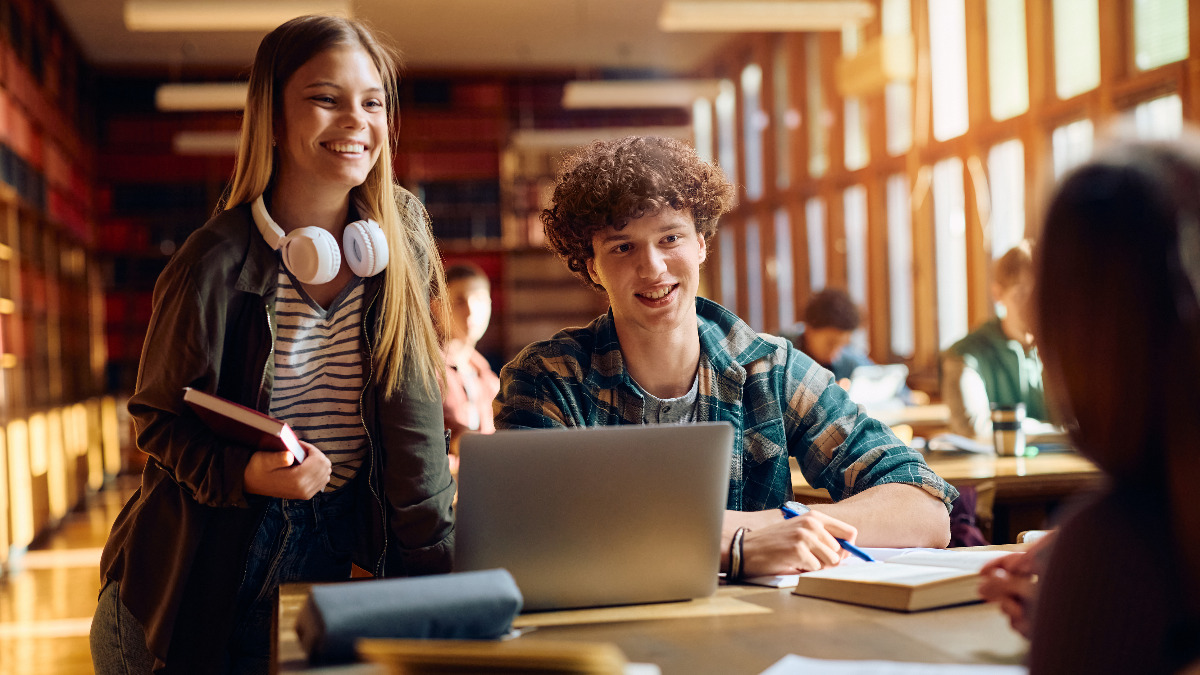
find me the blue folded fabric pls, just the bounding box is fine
[295,568,524,663]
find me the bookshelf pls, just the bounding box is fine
[0,0,115,574]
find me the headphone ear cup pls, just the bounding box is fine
[343,219,389,277]
[281,226,342,285]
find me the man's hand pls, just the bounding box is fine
[978,534,1053,638]
[243,440,331,499]
[740,511,857,576]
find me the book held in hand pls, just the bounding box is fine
[182,387,306,464]
[788,549,1012,612]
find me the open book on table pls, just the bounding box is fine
[182,387,306,464]
[747,548,1013,612]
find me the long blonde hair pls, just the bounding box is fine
[222,15,444,398]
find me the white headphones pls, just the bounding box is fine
[251,195,389,285]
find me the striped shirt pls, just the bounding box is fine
[495,296,957,512]
[269,270,368,491]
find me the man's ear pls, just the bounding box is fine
[586,257,598,283]
[698,232,708,264]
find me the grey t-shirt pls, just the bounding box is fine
[635,373,700,424]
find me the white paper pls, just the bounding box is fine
[742,547,998,588]
[760,654,1027,675]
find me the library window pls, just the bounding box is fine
[844,185,868,311]
[929,0,969,141]
[987,0,1029,121]
[845,99,869,171]
[806,34,829,178]
[717,79,738,182]
[774,207,795,328]
[742,63,765,201]
[842,26,869,171]
[719,227,738,313]
[806,197,828,292]
[987,139,1025,259]
[1053,0,1101,99]
[745,218,765,330]
[886,83,913,156]
[1135,0,1189,71]
[693,97,714,164]
[933,157,968,349]
[1133,94,1183,139]
[844,185,869,353]
[887,174,915,358]
[1052,118,1095,178]
[883,0,912,155]
[773,37,794,190]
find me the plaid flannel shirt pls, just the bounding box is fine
[494,296,957,512]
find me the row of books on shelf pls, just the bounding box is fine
[0,142,46,210]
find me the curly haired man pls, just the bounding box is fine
[495,136,955,579]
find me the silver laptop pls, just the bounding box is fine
[847,363,909,410]
[455,422,733,611]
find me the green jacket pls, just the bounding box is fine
[99,195,455,672]
[943,317,1047,436]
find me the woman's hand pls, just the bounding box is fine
[978,534,1053,638]
[741,510,857,577]
[243,440,331,499]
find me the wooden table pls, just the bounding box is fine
[864,403,950,430]
[277,571,1029,675]
[793,451,1104,543]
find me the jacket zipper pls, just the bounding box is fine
[361,284,387,576]
[238,300,277,592]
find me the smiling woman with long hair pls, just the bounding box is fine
[90,16,454,674]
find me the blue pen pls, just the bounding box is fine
[781,504,878,563]
[836,538,878,563]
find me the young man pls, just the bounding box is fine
[781,288,870,388]
[495,136,954,579]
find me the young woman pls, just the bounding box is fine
[979,136,1200,672]
[91,16,455,674]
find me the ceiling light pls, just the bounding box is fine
[173,131,241,155]
[125,0,350,32]
[562,79,724,109]
[156,82,249,111]
[509,127,694,150]
[659,1,875,32]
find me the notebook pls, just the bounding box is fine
[455,422,733,612]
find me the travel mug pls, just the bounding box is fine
[991,402,1026,456]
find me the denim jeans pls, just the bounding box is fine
[228,483,357,672]
[91,580,156,675]
[90,483,357,675]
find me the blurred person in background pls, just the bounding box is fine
[439,262,499,469]
[942,241,1048,438]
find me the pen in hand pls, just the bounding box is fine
[780,503,879,563]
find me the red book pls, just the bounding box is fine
[183,387,306,464]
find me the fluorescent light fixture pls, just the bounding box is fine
[156,82,249,111]
[562,79,724,109]
[125,0,350,31]
[509,126,693,150]
[659,1,875,32]
[173,131,241,155]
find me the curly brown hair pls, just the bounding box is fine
[541,136,736,290]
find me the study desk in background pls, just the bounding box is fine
[276,553,1030,674]
[791,451,1104,544]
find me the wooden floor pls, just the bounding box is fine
[0,475,137,675]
